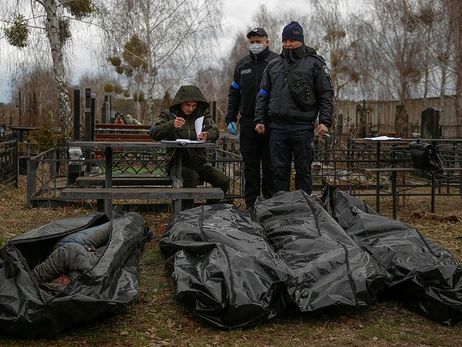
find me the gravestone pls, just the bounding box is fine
[421,107,440,139]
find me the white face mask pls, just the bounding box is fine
[249,43,265,55]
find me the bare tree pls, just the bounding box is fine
[107,34,149,121]
[417,0,455,114]
[447,0,462,136]
[250,5,313,52]
[310,0,361,101]
[195,31,247,129]
[250,6,281,53]
[101,0,223,124]
[415,2,437,101]
[1,0,98,133]
[399,0,461,134]
[9,62,58,128]
[358,0,428,104]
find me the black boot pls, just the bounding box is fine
[246,201,255,211]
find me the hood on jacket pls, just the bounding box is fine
[169,85,209,117]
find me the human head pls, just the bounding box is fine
[181,101,198,115]
[247,28,269,54]
[169,85,209,117]
[282,21,304,50]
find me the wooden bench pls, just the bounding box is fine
[68,140,221,216]
[75,175,172,187]
[94,124,152,142]
[75,175,204,188]
[94,133,152,142]
[96,124,150,131]
[60,187,224,213]
[61,187,224,200]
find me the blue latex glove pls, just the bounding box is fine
[228,122,237,135]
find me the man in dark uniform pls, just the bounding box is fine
[255,21,334,195]
[226,27,279,210]
[150,85,230,208]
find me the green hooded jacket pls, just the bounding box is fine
[150,85,219,169]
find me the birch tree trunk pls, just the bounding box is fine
[143,1,156,125]
[455,0,462,138]
[43,0,72,133]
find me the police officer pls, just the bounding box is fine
[226,27,279,210]
[255,21,334,195]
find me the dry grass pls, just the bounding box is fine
[1,177,462,346]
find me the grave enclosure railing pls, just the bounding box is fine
[0,139,18,192]
[26,143,245,208]
[24,139,462,214]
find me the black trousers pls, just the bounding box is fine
[169,163,230,207]
[239,121,274,206]
[269,123,315,195]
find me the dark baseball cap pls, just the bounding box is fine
[247,28,268,38]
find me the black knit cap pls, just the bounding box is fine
[247,27,268,38]
[282,21,304,42]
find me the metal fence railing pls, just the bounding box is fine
[312,138,462,200]
[26,147,69,208]
[27,144,245,207]
[24,139,462,209]
[0,139,18,192]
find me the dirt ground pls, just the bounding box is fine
[1,177,462,346]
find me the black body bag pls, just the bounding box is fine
[283,58,316,111]
[409,139,444,171]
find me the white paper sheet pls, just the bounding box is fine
[364,136,402,141]
[195,116,204,135]
[161,139,201,144]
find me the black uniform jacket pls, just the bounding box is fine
[226,47,279,126]
[254,45,334,128]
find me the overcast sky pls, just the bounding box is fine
[0,0,314,104]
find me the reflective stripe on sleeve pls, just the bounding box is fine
[231,81,240,90]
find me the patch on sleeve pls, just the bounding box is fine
[322,65,334,88]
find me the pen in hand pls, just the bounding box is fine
[171,113,186,121]
[171,112,186,128]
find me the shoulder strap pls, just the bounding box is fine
[283,57,295,73]
[309,53,327,65]
[282,57,291,78]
